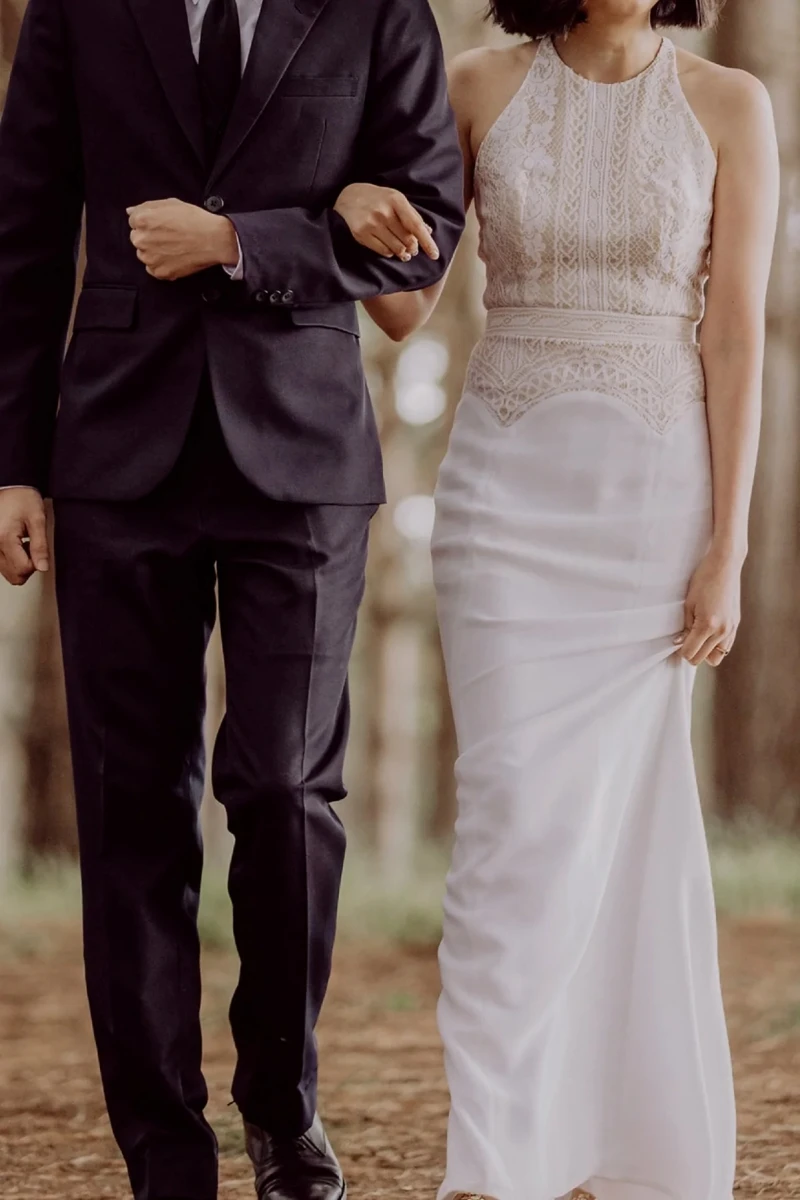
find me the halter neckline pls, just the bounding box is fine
[545,34,670,90]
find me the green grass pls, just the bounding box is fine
[762,1002,800,1038]
[0,861,82,957]
[2,822,799,957]
[198,847,449,949]
[706,815,800,917]
[214,1108,246,1158]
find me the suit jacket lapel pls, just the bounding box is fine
[208,0,331,187]
[126,0,206,167]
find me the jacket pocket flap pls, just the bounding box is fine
[278,74,358,98]
[73,286,138,331]
[290,304,360,337]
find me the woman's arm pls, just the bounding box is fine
[226,0,465,308]
[344,53,479,342]
[676,69,779,667]
[336,45,539,341]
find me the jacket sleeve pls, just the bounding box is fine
[228,0,465,307]
[0,0,84,490]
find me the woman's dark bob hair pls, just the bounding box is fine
[487,0,722,37]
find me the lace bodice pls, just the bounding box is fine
[465,36,718,434]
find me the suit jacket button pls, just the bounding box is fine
[204,195,225,213]
[269,291,282,304]
[282,290,295,304]
[254,290,269,304]
[202,287,221,304]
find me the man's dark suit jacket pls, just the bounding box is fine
[0,0,465,503]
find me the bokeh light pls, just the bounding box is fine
[393,494,436,542]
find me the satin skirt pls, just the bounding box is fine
[431,386,736,1200]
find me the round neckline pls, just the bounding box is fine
[547,34,669,88]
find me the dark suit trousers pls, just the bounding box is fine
[54,382,374,1200]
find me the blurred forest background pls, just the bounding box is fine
[1,0,799,907]
[1,4,800,1199]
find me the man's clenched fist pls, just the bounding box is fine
[127,198,240,281]
[0,487,49,586]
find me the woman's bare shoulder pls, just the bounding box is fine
[448,42,539,118]
[449,43,539,84]
[675,47,774,153]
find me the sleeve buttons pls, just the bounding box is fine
[254,289,294,307]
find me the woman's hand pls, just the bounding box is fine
[674,549,742,668]
[334,184,439,262]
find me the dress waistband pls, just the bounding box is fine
[484,307,698,345]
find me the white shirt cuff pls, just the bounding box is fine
[223,236,244,281]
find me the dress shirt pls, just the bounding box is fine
[188,0,264,279]
[186,0,264,74]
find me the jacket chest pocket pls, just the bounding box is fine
[255,105,330,198]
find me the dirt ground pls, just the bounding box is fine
[0,920,799,1200]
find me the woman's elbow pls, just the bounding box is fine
[383,316,425,342]
[373,307,433,343]
[363,291,437,342]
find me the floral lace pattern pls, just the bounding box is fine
[471,36,717,434]
[465,334,706,435]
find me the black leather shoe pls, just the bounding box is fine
[244,1113,345,1200]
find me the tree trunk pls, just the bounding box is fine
[0,582,40,883]
[0,0,61,882]
[21,530,78,867]
[712,0,800,826]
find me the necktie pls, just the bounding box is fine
[198,0,242,162]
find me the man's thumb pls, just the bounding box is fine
[28,512,50,572]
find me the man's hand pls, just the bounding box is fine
[334,184,439,262]
[127,199,240,281]
[0,488,49,586]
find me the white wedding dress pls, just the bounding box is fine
[432,36,736,1200]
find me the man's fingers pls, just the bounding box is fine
[27,512,50,572]
[127,198,181,223]
[392,195,439,259]
[0,539,36,585]
[146,264,179,280]
[0,489,49,585]
[127,198,172,228]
